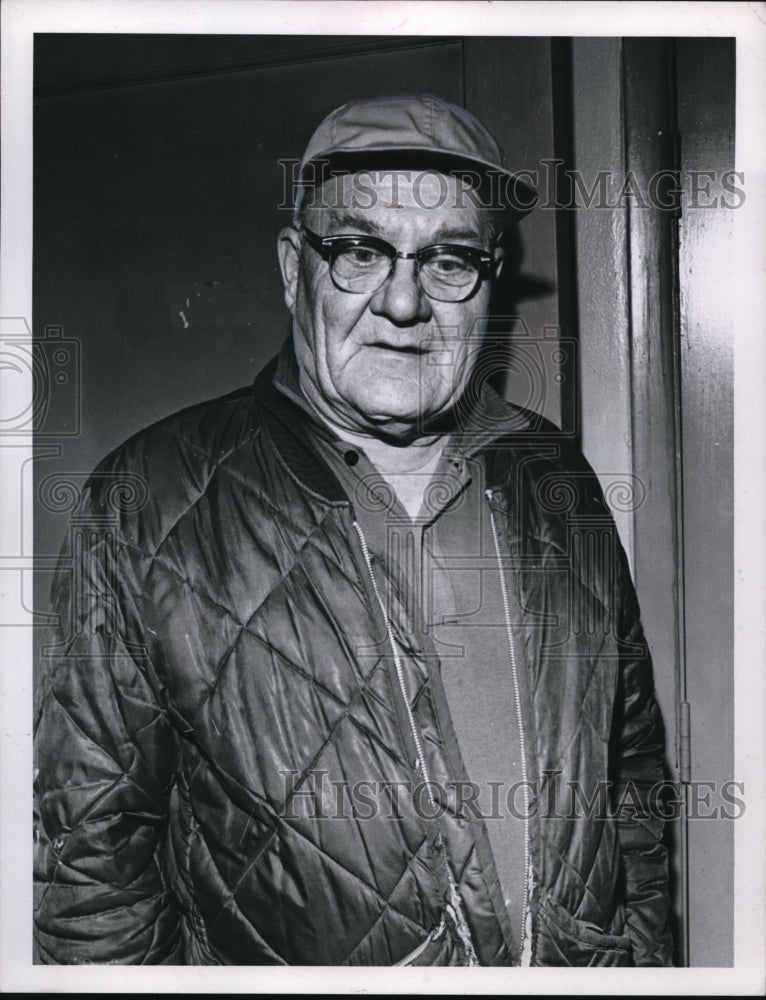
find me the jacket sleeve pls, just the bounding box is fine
[610,541,674,966]
[33,484,182,964]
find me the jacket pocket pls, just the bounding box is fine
[534,891,632,967]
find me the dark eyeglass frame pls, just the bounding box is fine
[298,225,495,302]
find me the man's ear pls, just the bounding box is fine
[277,227,302,312]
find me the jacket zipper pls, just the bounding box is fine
[352,520,479,966]
[394,914,446,966]
[485,490,533,966]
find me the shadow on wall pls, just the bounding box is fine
[481,222,556,406]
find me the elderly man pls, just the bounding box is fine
[34,95,672,966]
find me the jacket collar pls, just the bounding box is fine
[253,348,350,503]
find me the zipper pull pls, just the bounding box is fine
[519,903,534,966]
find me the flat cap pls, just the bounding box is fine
[296,93,537,221]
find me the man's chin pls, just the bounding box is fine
[349,398,452,442]
[347,389,418,423]
[346,405,418,439]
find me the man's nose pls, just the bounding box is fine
[368,258,432,325]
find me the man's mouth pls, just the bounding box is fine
[367,341,427,355]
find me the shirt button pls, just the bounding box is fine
[344,449,359,466]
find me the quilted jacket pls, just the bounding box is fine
[33,351,673,966]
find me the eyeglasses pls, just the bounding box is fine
[299,226,494,303]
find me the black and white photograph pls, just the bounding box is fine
[1,0,764,993]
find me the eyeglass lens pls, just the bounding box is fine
[332,245,481,301]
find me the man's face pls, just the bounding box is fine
[278,171,501,439]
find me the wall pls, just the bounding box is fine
[674,37,735,969]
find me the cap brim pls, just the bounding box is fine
[297,147,538,223]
